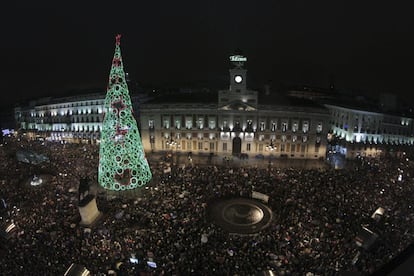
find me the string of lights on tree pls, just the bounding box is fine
[98,34,152,191]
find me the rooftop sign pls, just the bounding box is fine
[229,55,247,62]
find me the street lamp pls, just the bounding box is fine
[166,133,178,164]
[266,139,277,169]
[266,139,277,152]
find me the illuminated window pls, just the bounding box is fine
[282,122,288,132]
[302,121,309,133]
[292,121,298,132]
[209,119,216,129]
[259,121,265,131]
[186,119,192,129]
[316,122,322,133]
[234,121,241,131]
[197,118,204,129]
[271,122,277,132]
[223,120,228,130]
[163,119,170,129]
[172,119,179,129]
[246,120,253,131]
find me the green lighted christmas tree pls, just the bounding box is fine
[98,34,152,191]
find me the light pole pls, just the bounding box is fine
[266,139,277,169]
[166,133,177,165]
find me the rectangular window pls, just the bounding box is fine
[292,121,298,132]
[259,144,263,152]
[209,119,216,129]
[186,118,192,129]
[301,144,306,153]
[223,142,227,152]
[234,121,241,131]
[302,121,309,133]
[246,143,251,151]
[149,119,154,129]
[271,122,277,132]
[282,122,288,132]
[246,120,253,131]
[259,121,265,131]
[198,142,203,150]
[197,118,204,129]
[280,144,285,152]
[316,122,322,133]
[210,142,214,151]
[223,120,229,130]
[175,119,181,129]
[163,119,170,129]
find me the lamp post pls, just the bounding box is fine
[265,139,277,169]
[166,133,178,165]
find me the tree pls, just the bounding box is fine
[98,34,152,191]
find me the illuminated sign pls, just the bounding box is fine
[229,55,247,62]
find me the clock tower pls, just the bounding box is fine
[229,55,247,93]
[218,53,258,110]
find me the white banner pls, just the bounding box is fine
[252,191,269,203]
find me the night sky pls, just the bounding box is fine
[1,1,414,108]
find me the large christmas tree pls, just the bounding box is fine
[98,34,152,191]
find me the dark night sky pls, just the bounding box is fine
[1,1,414,108]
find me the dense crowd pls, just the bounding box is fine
[1,137,414,275]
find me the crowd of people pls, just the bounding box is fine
[1,136,414,275]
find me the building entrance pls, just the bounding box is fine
[232,137,241,155]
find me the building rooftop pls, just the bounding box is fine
[142,89,328,114]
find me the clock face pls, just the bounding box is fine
[234,75,243,83]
